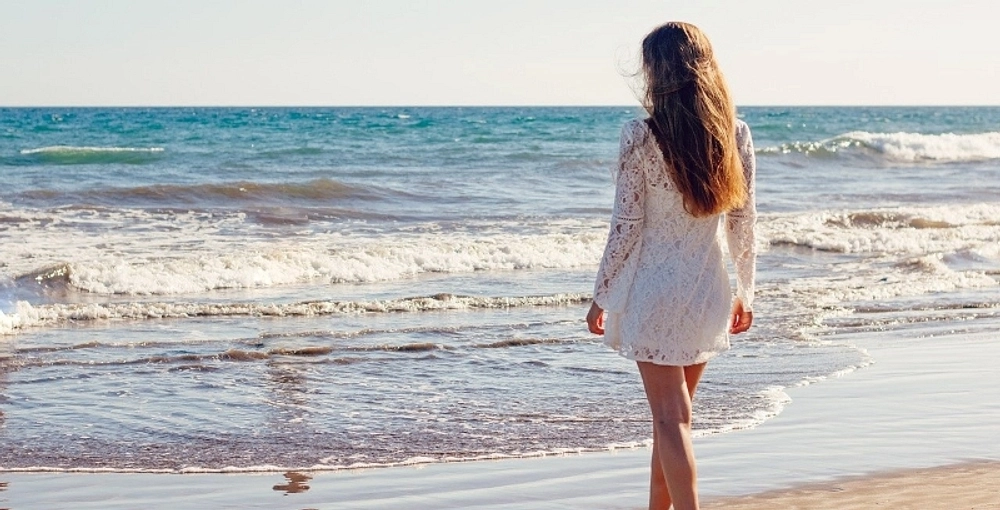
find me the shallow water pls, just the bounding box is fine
[1,106,998,471]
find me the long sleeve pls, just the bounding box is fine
[593,121,645,313]
[725,121,758,311]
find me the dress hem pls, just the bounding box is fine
[609,343,728,367]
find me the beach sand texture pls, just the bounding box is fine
[704,461,1000,509]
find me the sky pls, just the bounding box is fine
[1,0,997,106]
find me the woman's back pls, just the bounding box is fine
[631,120,723,260]
[593,117,756,365]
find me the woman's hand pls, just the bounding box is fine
[586,302,605,335]
[729,299,753,334]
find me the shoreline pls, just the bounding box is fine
[3,311,999,508]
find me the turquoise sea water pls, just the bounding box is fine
[1,106,998,471]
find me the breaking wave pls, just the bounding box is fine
[9,229,606,295]
[761,131,1000,163]
[0,293,590,335]
[760,203,1000,255]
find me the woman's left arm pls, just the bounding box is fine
[589,121,646,334]
[726,121,758,316]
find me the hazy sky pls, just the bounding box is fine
[2,0,996,106]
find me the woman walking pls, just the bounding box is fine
[586,22,757,510]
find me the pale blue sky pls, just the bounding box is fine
[1,0,996,106]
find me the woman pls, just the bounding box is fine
[586,22,757,510]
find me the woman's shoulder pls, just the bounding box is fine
[734,118,752,146]
[620,118,651,145]
[623,117,647,133]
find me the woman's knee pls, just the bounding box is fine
[638,362,694,424]
[651,404,692,429]
[648,391,693,429]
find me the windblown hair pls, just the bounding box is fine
[641,22,746,217]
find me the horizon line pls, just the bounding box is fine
[3,104,1000,108]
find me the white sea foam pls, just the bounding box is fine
[3,201,996,319]
[793,345,874,386]
[760,203,1000,255]
[753,203,999,338]
[11,202,995,298]
[841,131,1000,162]
[692,386,793,438]
[761,131,1000,162]
[973,244,1000,263]
[776,257,995,310]
[58,230,605,295]
[1,293,591,333]
[0,310,21,335]
[4,202,997,339]
[2,209,605,294]
[0,440,700,474]
[0,302,39,336]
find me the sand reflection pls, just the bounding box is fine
[272,471,312,494]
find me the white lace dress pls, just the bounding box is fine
[593,118,757,366]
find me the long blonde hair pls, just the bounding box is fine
[641,22,746,217]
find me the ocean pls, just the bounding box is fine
[1,106,998,472]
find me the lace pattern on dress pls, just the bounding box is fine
[592,121,646,313]
[593,118,758,366]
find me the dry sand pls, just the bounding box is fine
[704,461,1000,510]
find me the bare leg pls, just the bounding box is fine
[648,363,706,509]
[640,362,706,510]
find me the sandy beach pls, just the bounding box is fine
[3,307,999,509]
[704,461,1000,509]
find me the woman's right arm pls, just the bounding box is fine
[593,121,646,314]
